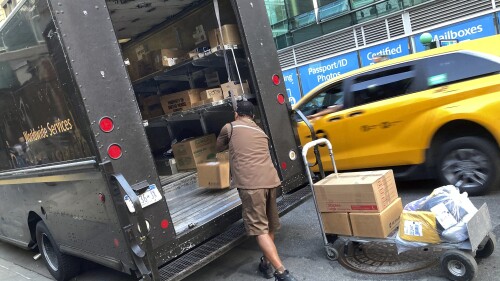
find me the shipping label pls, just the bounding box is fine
[404,221,423,237]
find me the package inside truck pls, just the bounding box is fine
[109,0,253,235]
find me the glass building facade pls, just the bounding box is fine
[265,0,432,49]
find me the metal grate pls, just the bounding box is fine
[294,30,355,64]
[387,15,404,38]
[157,186,311,280]
[363,19,388,44]
[409,0,493,31]
[355,27,364,47]
[278,49,295,68]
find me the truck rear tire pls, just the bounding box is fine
[36,221,81,281]
[437,137,500,196]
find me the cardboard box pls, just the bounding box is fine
[200,88,223,101]
[160,89,202,114]
[221,81,251,99]
[205,71,220,88]
[150,49,188,69]
[321,213,352,236]
[314,170,398,213]
[208,24,241,50]
[197,161,230,189]
[140,95,161,109]
[208,28,219,50]
[218,24,241,46]
[216,151,229,162]
[191,100,205,108]
[398,210,441,244]
[350,197,403,238]
[172,134,217,170]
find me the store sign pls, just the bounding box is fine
[298,52,359,95]
[414,15,497,52]
[359,38,410,67]
[282,69,302,106]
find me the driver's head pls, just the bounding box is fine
[236,100,254,118]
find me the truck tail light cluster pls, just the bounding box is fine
[98,117,122,160]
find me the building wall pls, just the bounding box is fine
[275,0,500,106]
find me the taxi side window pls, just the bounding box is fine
[425,52,500,88]
[298,84,343,117]
[351,65,416,107]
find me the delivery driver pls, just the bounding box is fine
[216,100,298,281]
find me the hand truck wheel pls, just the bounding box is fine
[325,245,339,261]
[475,232,496,259]
[440,249,477,281]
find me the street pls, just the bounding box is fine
[1,180,499,281]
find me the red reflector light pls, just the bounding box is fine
[99,117,114,133]
[98,193,105,203]
[108,144,122,160]
[277,93,286,105]
[281,161,287,170]
[161,219,169,229]
[272,74,280,85]
[114,238,120,248]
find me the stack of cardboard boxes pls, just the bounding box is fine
[315,170,403,238]
[171,134,230,189]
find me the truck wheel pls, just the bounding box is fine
[36,221,81,281]
[440,250,477,281]
[475,232,496,259]
[437,137,500,196]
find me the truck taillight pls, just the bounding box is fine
[277,93,285,104]
[99,117,114,133]
[161,219,169,229]
[108,144,122,159]
[272,74,280,85]
[281,161,287,170]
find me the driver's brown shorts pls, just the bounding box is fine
[238,188,281,236]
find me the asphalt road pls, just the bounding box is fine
[1,180,499,281]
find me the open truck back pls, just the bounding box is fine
[0,0,308,280]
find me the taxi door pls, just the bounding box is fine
[342,61,429,169]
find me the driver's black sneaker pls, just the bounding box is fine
[274,270,298,281]
[258,256,274,279]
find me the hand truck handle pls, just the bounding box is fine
[301,138,332,157]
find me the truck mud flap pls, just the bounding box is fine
[156,186,311,281]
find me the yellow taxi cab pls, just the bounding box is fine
[293,35,500,195]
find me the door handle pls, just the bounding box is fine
[348,111,364,117]
[328,116,342,122]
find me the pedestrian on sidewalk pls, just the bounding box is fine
[216,100,298,281]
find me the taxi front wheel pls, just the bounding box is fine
[437,136,500,196]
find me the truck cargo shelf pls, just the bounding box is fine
[161,172,240,235]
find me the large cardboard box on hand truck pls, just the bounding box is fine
[314,170,398,213]
[172,134,217,170]
[349,197,403,238]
